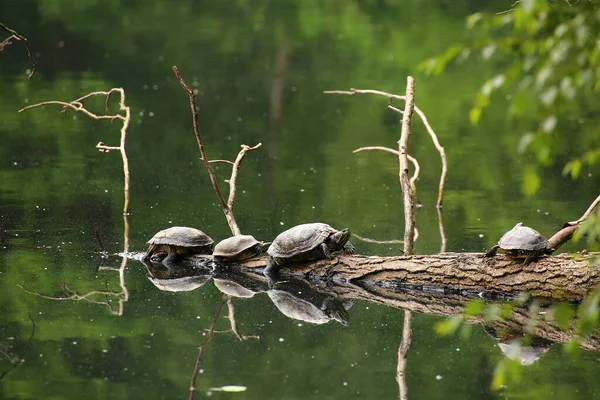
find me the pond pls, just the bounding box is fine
[1,1,599,399]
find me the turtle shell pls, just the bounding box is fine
[497,223,549,251]
[147,226,214,248]
[268,223,336,259]
[213,235,261,258]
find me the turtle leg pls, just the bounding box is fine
[485,245,500,257]
[263,257,279,288]
[343,241,356,255]
[523,251,539,267]
[321,243,334,259]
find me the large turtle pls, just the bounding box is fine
[143,226,214,264]
[485,223,551,266]
[265,222,355,278]
[213,235,270,262]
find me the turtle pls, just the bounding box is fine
[143,226,214,264]
[212,235,271,262]
[485,222,551,266]
[264,222,355,279]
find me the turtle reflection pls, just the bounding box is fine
[484,326,553,366]
[212,270,269,298]
[144,259,213,292]
[267,279,353,326]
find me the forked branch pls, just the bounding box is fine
[353,147,420,193]
[0,23,36,79]
[19,89,132,214]
[324,88,447,207]
[172,66,261,236]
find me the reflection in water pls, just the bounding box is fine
[212,269,268,298]
[485,326,552,366]
[20,217,131,316]
[267,279,353,326]
[396,311,413,400]
[144,259,213,292]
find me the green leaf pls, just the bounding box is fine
[550,303,575,331]
[563,159,582,179]
[463,299,485,316]
[465,12,483,29]
[517,133,534,154]
[434,315,463,336]
[564,337,581,356]
[469,107,482,125]
[522,164,541,196]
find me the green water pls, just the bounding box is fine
[1,1,599,399]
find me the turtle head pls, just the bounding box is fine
[330,228,351,250]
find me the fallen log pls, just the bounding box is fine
[236,252,599,301]
[140,251,600,352]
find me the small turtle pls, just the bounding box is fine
[143,226,214,264]
[265,222,355,278]
[213,235,270,262]
[485,222,551,266]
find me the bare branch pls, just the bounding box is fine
[571,193,600,225]
[353,146,420,194]
[354,146,399,156]
[388,105,403,115]
[19,88,132,214]
[325,88,447,207]
[352,232,404,245]
[173,66,262,236]
[437,207,447,253]
[209,160,235,165]
[0,23,36,79]
[172,66,229,210]
[398,77,417,255]
[226,144,263,219]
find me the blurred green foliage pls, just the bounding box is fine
[420,0,600,196]
[2,0,600,398]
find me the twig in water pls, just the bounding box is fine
[325,88,447,208]
[396,310,413,400]
[19,89,132,214]
[352,232,404,245]
[0,312,35,380]
[437,208,447,253]
[353,146,420,201]
[189,296,227,400]
[398,77,417,255]
[19,284,124,314]
[93,228,106,253]
[0,23,36,79]
[172,65,262,236]
[571,194,600,225]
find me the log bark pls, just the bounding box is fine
[237,252,599,300]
